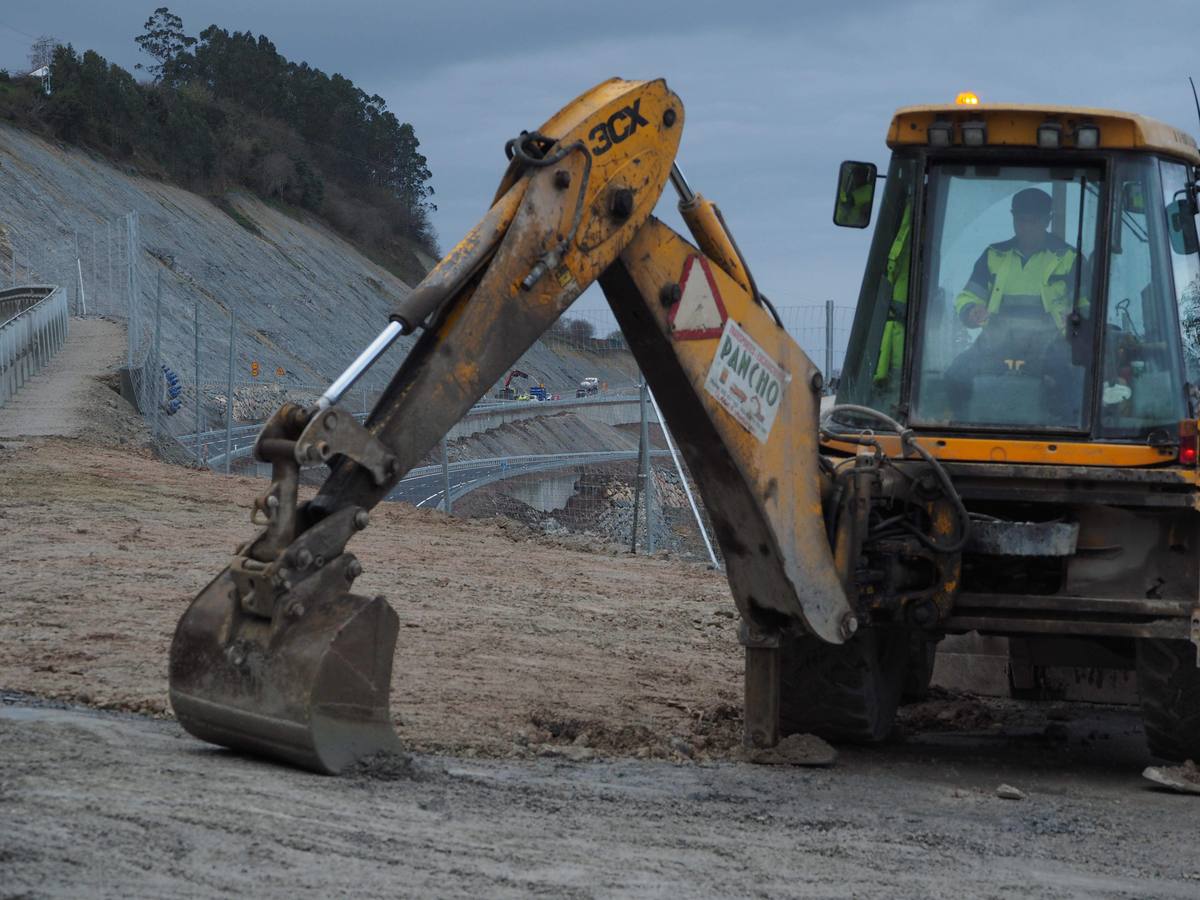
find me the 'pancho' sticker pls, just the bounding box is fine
[704,319,790,442]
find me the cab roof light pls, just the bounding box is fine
[955,91,980,106]
[1074,123,1100,149]
[1180,419,1198,466]
[1037,122,1062,149]
[961,120,987,147]
[928,120,954,147]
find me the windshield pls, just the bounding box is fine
[910,163,1102,431]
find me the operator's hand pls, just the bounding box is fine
[963,304,989,328]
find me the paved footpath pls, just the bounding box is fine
[0,316,130,440]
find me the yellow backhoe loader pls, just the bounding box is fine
[169,79,1200,773]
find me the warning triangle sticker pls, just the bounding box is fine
[668,255,727,340]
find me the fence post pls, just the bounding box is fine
[106,220,112,315]
[638,378,656,554]
[824,299,834,387]
[225,309,235,475]
[76,258,87,317]
[441,435,452,514]
[151,269,162,438]
[194,298,201,463]
[126,213,135,368]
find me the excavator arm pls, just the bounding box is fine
[503,369,530,389]
[169,78,853,773]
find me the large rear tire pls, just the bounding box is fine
[1136,638,1200,762]
[779,628,909,743]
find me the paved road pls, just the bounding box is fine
[387,451,664,509]
[388,458,546,509]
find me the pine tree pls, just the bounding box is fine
[134,7,196,81]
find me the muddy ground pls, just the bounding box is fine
[3,437,1200,897]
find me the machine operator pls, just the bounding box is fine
[945,187,1087,417]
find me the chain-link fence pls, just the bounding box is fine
[5,214,853,563]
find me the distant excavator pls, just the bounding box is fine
[495,368,531,400]
[169,78,1200,773]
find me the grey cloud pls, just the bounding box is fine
[4,0,1200,320]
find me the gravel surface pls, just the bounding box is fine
[3,696,1200,899]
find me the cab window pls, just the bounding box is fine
[910,164,1101,431]
[1097,157,1189,439]
[835,155,917,418]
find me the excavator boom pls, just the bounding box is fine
[169,78,849,772]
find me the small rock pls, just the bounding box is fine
[996,784,1026,800]
[572,731,591,746]
[1143,760,1200,795]
[635,745,651,759]
[559,745,596,762]
[669,737,694,758]
[746,733,837,768]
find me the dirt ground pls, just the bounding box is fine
[1,349,1199,896]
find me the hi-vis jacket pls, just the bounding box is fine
[872,203,911,383]
[954,235,1085,330]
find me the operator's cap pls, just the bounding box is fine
[1011,188,1052,217]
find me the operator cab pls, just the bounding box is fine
[832,102,1200,459]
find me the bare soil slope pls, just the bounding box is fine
[0,436,738,758]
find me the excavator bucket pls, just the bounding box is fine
[169,564,401,774]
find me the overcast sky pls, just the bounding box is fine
[3,1,1199,323]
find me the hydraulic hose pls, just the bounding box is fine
[821,404,971,554]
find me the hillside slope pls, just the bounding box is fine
[0,123,637,433]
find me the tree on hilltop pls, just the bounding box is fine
[134,7,196,81]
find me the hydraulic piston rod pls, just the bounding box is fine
[319,320,405,410]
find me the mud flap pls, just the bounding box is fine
[169,565,401,774]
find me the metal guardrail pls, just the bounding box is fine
[196,393,651,468]
[400,449,670,484]
[1,286,69,408]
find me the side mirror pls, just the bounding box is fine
[1121,181,1146,214]
[834,160,877,228]
[1167,195,1199,256]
